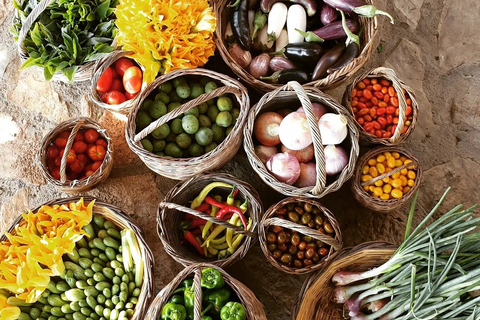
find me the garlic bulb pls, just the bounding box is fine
[324,145,348,175]
[318,113,348,145]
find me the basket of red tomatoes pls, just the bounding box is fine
[90,50,145,115]
[38,117,114,193]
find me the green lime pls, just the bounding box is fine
[151,123,170,139]
[159,82,173,94]
[152,139,166,152]
[176,83,191,99]
[217,96,233,111]
[169,90,183,103]
[226,126,234,136]
[165,132,177,143]
[141,99,153,111]
[189,82,204,99]
[136,111,152,130]
[198,115,212,128]
[198,102,209,114]
[188,143,204,157]
[211,124,225,143]
[149,100,167,119]
[207,105,220,123]
[205,81,218,93]
[231,108,240,121]
[205,142,217,153]
[176,133,192,149]
[185,106,199,118]
[199,77,211,86]
[155,92,170,105]
[141,139,153,152]
[173,77,187,88]
[171,118,184,134]
[195,127,214,146]
[215,111,233,128]
[182,115,199,134]
[165,143,183,157]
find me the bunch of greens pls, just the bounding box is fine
[10,0,117,81]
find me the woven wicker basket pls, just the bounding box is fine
[213,0,378,93]
[0,196,155,320]
[126,68,250,180]
[259,197,342,275]
[157,172,262,268]
[38,117,114,193]
[90,50,146,115]
[351,146,422,213]
[343,67,419,145]
[291,242,396,320]
[244,81,360,198]
[144,263,267,320]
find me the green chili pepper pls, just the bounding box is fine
[226,187,237,206]
[239,198,247,213]
[201,268,225,289]
[220,302,246,320]
[161,302,187,320]
[169,295,185,305]
[203,288,231,314]
[184,283,195,319]
[201,317,213,320]
[173,279,194,294]
[191,182,232,209]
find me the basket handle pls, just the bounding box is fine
[193,269,203,320]
[60,120,85,183]
[16,0,54,55]
[263,216,341,251]
[283,81,326,195]
[361,161,417,187]
[134,86,242,143]
[159,201,257,238]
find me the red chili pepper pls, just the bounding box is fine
[215,205,248,230]
[232,189,239,198]
[205,196,227,208]
[184,231,204,256]
[181,219,207,230]
[205,208,212,215]
[191,228,202,236]
[196,202,210,212]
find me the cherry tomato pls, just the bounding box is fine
[101,92,109,103]
[67,171,79,181]
[55,131,70,148]
[114,58,135,77]
[85,170,95,177]
[54,156,62,167]
[124,76,142,94]
[50,167,61,180]
[123,66,142,84]
[88,145,106,161]
[85,164,93,172]
[72,141,88,154]
[110,78,124,92]
[74,131,85,141]
[47,161,57,172]
[60,149,76,164]
[106,91,127,105]
[84,129,99,143]
[96,139,108,148]
[70,159,86,173]
[91,161,103,171]
[96,67,114,92]
[47,145,60,159]
[125,91,139,100]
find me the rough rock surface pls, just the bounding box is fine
[1,0,480,319]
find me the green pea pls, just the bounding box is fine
[165,132,177,143]
[154,92,170,104]
[207,105,220,123]
[151,123,170,140]
[216,111,233,127]
[226,126,234,136]
[231,107,240,121]
[176,133,192,149]
[176,84,191,99]
[205,142,218,153]
[165,143,183,158]
[188,143,204,157]
[159,81,173,93]
[189,82,204,98]
[198,115,211,128]
[204,81,218,93]
[169,90,183,103]
[211,124,225,144]
[184,106,199,118]
[198,102,209,114]
[149,100,167,119]
[182,114,199,134]
[152,139,166,152]
[195,127,214,146]
[140,99,153,111]
[217,96,233,111]
[140,139,153,152]
[172,78,187,88]
[135,111,152,130]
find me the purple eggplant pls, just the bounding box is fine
[231,0,252,50]
[260,0,317,16]
[323,0,394,23]
[296,19,358,42]
[312,42,346,80]
[261,69,310,84]
[320,3,339,25]
[273,42,323,67]
[269,56,296,72]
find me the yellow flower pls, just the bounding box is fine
[192,7,216,33]
[0,293,20,320]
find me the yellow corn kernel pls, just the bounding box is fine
[368,159,377,166]
[391,189,403,199]
[376,155,386,163]
[405,159,414,169]
[369,186,376,192]
[380,193,390,200]
[374,180,383,187]
[362,165,370,175]
[369,166,379,177]
[399,156,407,162]
[408,179,415,187]
[401,168,408,175]
[407,170,416,179]
[400,175,408,186]
[392,172,401,179]
[376,163,385,174]
[364,185,370,192]
[392,152,400,159]
[382,176,391,183]
[391,178,403,189]
[395,160,403,167]
[383,152,392,159]
[373,187,383,197]
[387,157,396,168]
[383,184,392,194]
[362,174,373,182]
[403,186,411,194]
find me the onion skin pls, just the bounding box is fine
[254,112,283,146]
[294,162,317,187]
[255,145,278,164]
[266,152,301,185]
[281,144,314,163]
[277,108,294,117]
[318,113,348,145]
[297,102,327,120]
[325,145,348,175]
[279,111,313,150]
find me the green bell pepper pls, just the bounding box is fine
[169,294,185,305]
[201,268,225,289]
[220,302,246,320]
[161,302,187,320]
[203,288,231,314]
[174,278,194,294]
[184,283,195,319]
[201,317,213,320]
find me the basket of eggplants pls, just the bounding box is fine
[213,0,393,92]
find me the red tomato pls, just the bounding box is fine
[124,76,142,94]
[106,91,127,105]
[47,145,60,159]
[96,139,108,148]
[125,91,139,100]
[54,156,62,167]
[110,67,119,79]
[74,131,85,141]
[96,67,113,92]
[88,145,106,161]
[101,92,109,103]
[123,66,142,83]
[72,141,88,154]
[110,78,124,92]
[60,149,76,164]
[91,161,103,171]
[47,161,57,172]
[50,167,61,180]
[114,58,135,77]
[85,170,95,177]
[77,154,88,165]
[84,129,99,143]
[85,164,93,172]
[70,159,86,173]
[67,171,79,181]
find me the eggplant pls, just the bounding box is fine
[320,3,339,25]
[248,53,271,78]
[269,56,296,72]
[312,43,346,80]
[323,0,394,23]
[260,69,310,84]
[260,0,317,17]
[231,0,252,50]
[273,42,323,67]
[297,19,358,42]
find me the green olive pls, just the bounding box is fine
[280,253,292,264]
[198,115,212,128]
[140,139,153,152]
[155,92,170,105]
[198,102,209,114]
[151,123,170,140]
[149,100,167,119]
[155,151,166,157]
[204,142,217,153]
[195,127,214,146]
[141,99,153,111]
[165,143,183,158]
[304,202,313,212]
[172,77,187,88]
[182,115,199,134]
[324,222,334,234]
[188,143,204,157]
[207,105,220,123]
[314,215,324,226]
[165,132,177,143]
[215,111,233,128]
[189,82,204,98]
[231,107,240,121]
[152,139,166,152]
[288,245,297,255]
[169,90,183,103]
[176,84,191,99]
[184,106,199,118]
[267,243,277,251]
[266,232,276,243]
[171,118,184,134]
[301,213,312,225]
[199,77,211,86]
[211,124,225,144]
[136,111,152,130]
[287,211,299,223]
[204,81,218,93]
[217,96,233,111]
[303,236,313,243]
[176,133,192,149]
[159,81,173,93]
[225,126,234,136]
[167,102,182,118]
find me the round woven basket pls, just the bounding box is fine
[213,0,378,93]
[351,146,422,213]
[38,117,114,193]
[259,197,342,275]
[90,50,146,115]
[244,81,360,198]
[291,241,396,320]
[0,196,155,320]
[126,68,250,180]
[144,263,267,320]
[343,67,419,145]
[157,172,262,268]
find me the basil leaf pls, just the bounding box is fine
[95,0,110,20]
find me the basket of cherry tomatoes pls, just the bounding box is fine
[38,117,114,193]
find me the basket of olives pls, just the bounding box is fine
[126,68,249,180]
[259,197,342,274]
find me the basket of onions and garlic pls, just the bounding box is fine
[244,81,359,198]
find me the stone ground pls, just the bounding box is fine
[1,0,480,319]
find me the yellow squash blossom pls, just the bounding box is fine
[0,293,20,320]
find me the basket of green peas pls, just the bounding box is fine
[126,68,250,180]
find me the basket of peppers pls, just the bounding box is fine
[144,263,267,320]
[157,173,263,268]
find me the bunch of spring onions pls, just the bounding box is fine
[333,187,480,320]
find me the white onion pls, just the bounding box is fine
[266,152,300,185]
[325,145,348,176]
[255,145,277,164]
[281,144,314,163]
[279,112,313,150]
[294,162,317,187]
[297,103,327,120]
[318,113,348,145]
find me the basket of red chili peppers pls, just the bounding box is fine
[144,263,267,320]
[157,173,263,268]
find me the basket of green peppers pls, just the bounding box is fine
[144,264,267,320]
